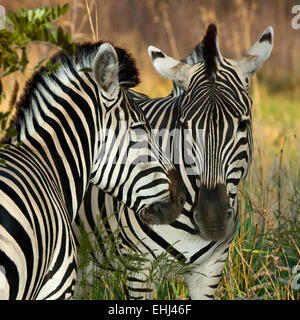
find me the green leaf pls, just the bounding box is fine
[7,11,18,28]
[27,9,35,22]
[241,248,267,254]
[0,143,10,149]
[6,127,18,138]
[0,111,11,118]
[61,4,70,15]
[44,22,56,29]
[57,26,64,45]
[1,117,8,130]
[0,2,74,128]
[78,68,92,73]
[15,141,23,148]
[20,47,29,73]
[33,58,48,71]
[45,61,61,75]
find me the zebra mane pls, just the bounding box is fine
[2,41,140,144]
[201,24,219,82]
[171,42,203,96]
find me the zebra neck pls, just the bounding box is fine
[131,91,210,209]
[132,93,195,206]
[12,71,99,221]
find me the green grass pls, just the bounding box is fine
[75,212,194,300]
[216,195,300,300]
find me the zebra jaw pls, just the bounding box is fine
[138,168,186,225]
[139,201,176,225]
[139,206,160,225]
[138,194,185,225]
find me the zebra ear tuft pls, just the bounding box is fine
[93,43,119,94]
[148,46,192,90]
[238,26,273,82]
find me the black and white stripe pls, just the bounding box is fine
[76,25,273,299]
[0,41,184,299]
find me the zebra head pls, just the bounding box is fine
[148,25,273,240]
[90,43,186,225]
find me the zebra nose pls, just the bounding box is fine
[193,183,234,241]
[227,208,234,220]
[179,193,186,206]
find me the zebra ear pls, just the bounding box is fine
[148,46,193,90]
[93,43,119,94]
[237,26,273,82]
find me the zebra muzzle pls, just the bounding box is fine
[193,183,235,241]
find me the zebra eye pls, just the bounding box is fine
[238,120,248,131]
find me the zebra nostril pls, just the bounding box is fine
[179,194,185,206]
[227,208,233,220]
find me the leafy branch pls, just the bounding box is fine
[0,4,76,159]
[0,4,75,79]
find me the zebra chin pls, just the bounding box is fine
[193,183,236,242]
[138,169,186,225]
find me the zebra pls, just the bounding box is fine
[0,41,186,300]
[76,24,273,299]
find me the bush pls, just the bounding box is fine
[0,4,76,159]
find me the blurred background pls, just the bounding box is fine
[1,0,299,300]
[2,0,300,96]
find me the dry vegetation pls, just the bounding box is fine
[1,0,299,299]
